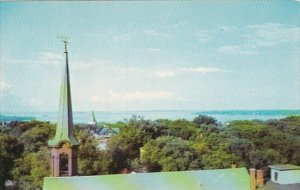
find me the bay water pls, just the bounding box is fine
[1,110,299,124]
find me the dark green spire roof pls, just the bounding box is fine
[48,40,79,147]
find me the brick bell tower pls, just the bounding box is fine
[48,38,79,177]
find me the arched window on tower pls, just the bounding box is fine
[59,153,69,176]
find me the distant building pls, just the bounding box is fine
[1,120,7,127]
[93,126,119,150]
[98,126,119,138]
[87,110,97,127]
[269,164,300,185]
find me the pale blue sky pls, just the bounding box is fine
[0,1,299,112]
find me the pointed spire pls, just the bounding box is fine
[48,39,79,147]
[91,110,96,122]
[88,110,97,126]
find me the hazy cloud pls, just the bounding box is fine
[71,59,116,71]
[147,48,161,53]
[6,52,63,65]
[0,81,12,91]
[112,34,130,42]
[144,30,169,38]
[91,89,173,103]
[37,52,63,64]
[27,98,42,107]
[154,71,175,78]
[85,32,104,38]
[219,25,236,32]
[195,31,211,42]
[183,67,222,74]
[217,23,299,55]
[217,45,257,55]
[247,23,300,47]
[154,67,224,78]
[124,91,172,101]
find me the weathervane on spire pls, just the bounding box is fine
[57,36,69,53]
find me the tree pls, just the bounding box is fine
[105,118,155,170]
[1,115,300,189]
[76,128,111,175]
[168,119,199,140]
[19,122,54,152]
[141,136,202,172]
[249,149,287,170]
[0,134,22,190]
[7,121,54,190]
[193,115,217,126]
[226,138,252,166]
[202,149,240,169]
[12,147,50,190]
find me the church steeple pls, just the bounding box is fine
[48,38,79,147]
[48,38,79,177]
[88,110,97,127]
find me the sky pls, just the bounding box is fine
[0,1,300,112]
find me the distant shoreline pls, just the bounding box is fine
[1,109,300,124]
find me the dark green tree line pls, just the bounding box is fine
[1,115,299,189]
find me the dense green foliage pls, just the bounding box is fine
[106,115,300,173]
[0,134,22,190]
[0,121,55,190]
[0,115,299,190]
[75,126,111,175]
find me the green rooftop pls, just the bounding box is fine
[43,168,250,190]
